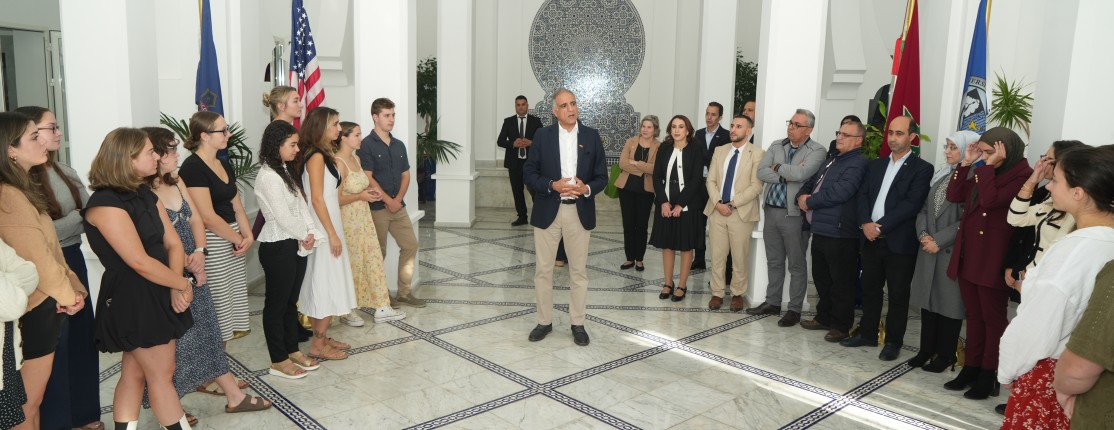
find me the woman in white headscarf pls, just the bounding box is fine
[909,130,979,372]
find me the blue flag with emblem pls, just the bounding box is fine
[195,0,226,158]
[957,0,988,133]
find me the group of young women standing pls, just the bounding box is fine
[0,85,404,429]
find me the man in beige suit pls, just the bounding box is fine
[704,114,764,311]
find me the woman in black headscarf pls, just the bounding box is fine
[943,127,1033,400]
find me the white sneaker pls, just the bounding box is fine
[373,307,406,323]
[340,311,365,327]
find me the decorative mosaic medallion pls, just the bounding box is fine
[528,0,645,157]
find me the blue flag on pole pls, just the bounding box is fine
[957,0,988,133]
[196,0,222,115]
[195,0,225,158]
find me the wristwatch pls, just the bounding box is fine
[194,247,209,256]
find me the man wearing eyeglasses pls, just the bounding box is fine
[793,120,868,342]
[747,109,826,326]
[840,115,932,361]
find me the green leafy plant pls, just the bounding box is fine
[416,115,461,166]
[159,112,258,188]
[733,50,758,117]
[988,72,1034,138]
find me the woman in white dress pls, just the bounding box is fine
[297,107,357,361]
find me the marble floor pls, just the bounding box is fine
[94,207,1005,429]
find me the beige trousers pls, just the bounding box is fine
[371,206,419,296]
[709,211,754,298]
[533,204,591,325]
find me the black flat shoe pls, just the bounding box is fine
[964,369,1000,400]
[671,286,687,302]
[659,284,674,300]
[635,261,645,272]
[995,403,1007,415]
[620,261,635,270]
[571,325,590,346]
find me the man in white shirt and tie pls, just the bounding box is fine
[497,95,543,226]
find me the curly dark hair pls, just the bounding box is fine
[258,120,303,195]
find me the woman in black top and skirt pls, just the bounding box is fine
[83,128,195,430]
[650,115,705,302]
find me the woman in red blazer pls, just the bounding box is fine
[943,127,1033,400]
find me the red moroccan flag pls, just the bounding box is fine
[882,0,921,158]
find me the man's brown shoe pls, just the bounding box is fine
[777,310,801,327]
[730,295,747,312]
[824,329,849,343]
[800,319,830,331]
[708,296,723,310]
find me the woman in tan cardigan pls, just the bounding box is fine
[616,115,660,271]
[0,112,86,430]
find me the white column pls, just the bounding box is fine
[433,0,477,227]
[919,0,975,168]
[1029,0,1114,156]
[353,0,422,292]
[750,0,829,309]
[59,0,160,302]
[696,0,739,116]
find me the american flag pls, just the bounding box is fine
[289,0,324,127]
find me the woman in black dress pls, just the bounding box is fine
[83,128,195,430]
[649,115,705,302]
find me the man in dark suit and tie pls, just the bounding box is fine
[523,88,608,346]
[840,115,932,361]
[497,95,544,226]
[693,101,731,270]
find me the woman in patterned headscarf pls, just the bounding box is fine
[943,127,1033,400]
[909,130,979,373]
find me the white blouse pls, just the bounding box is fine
[253,165,319,255]
[998,226,1114,384]
[0,238,38,389]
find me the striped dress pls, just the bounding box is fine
[178,154,251,341]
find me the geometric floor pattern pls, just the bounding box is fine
[94,207,1004,429]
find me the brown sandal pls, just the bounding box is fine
[288,352,320,370]
[323,336,350,350]
[225,395,272,413]
[186,413,199,426]
[76,421,106,430]
[268,360,308,380]
[307,343,348,361]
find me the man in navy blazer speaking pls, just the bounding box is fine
[523,88,608,346]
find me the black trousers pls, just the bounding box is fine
[694,180,709,260]
[260,239,308,363]
[858,238,917,345]
[508,160,533,219]
[618,188,653,261]
[918,309,962,361]
[41,244,100,429]
[811,234,860,332]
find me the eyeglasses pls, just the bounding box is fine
[834,131,862,138]
[37,125,62,134]
[786,121,811,130]
[204,128,230,135]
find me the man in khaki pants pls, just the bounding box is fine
[357,98,424,308]
[523,88,608,346]
[704,114,764,311]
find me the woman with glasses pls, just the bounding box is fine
[909,130,978,373]
[13,106,102,430]
[649,115,705,302]
[0,112,87,430]
[944,127,1033,400]
[144,127,271,423]
[177,112,254,393]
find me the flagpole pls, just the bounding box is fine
[888,0,916,118]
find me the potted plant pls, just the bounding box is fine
[159,112,259,189]
[988,73,1034,138]
[415,56,461,203]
